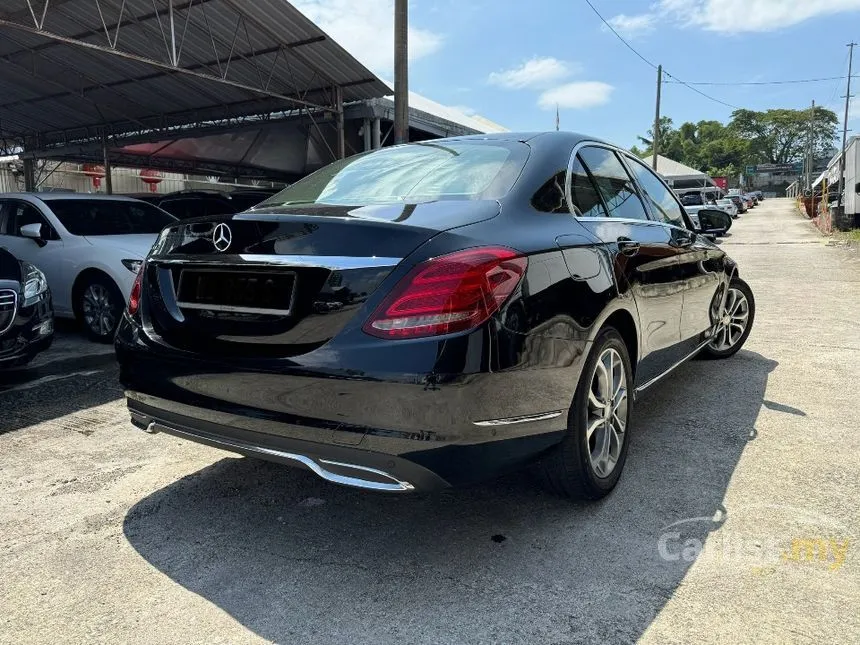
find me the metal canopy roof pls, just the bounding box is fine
[0,0,388,150]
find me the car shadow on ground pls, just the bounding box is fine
[123,350,778,644]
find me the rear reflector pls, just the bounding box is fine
[363,247,527,339]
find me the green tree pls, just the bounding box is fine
[729,107,838,164]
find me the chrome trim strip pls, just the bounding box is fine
[151,255,402,270]
[473,410,564,427]
[0,289,17,335]
[175,302,293,316]
[634,340,711,395]
[140,419,415,492]
[238,255,403,269]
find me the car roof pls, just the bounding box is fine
[0,192,146,202]
[433,131,611,148]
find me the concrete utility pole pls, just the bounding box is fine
[652,64,662,170]
[393,0,409,145]
[806,99,815,191]
[837,42,856,210]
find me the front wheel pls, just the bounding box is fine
[77,275,124,343]
[699,277,755,360]
[536,327,633,500]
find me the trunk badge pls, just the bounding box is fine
[212,223,232,252]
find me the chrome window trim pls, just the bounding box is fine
[620,153,694,230]
[564,140,695,232]
[565,141,649,223]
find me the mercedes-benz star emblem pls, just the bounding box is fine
[212,223,232,252]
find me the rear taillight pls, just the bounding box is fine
[128,267,143,315]
[363,247,527,339]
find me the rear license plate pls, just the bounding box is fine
[176,269,295,315]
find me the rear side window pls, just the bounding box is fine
[531,172,569,213]
[626,158,686,227]
[578,147,649,221]
[260,141,528,207]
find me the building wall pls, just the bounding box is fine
[0,161,213,194]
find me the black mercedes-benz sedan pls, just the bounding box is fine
[0,247,53,368]
[116,132,755,499]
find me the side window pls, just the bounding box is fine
[531,172,569,213]
[570,156,608,218]
[578,147,649,221]
[0,202,10,234]
[9,203,59,240]
[626,158,686,227]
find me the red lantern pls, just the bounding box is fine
[139,169,163,193]
[82,164,106,189]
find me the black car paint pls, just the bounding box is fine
[0,248,53,367]
[116,132,732,491]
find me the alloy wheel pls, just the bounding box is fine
[710,287,750,352]
[81,283,117,338]
[586,347,628,478]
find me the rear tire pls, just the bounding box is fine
[537,327,633,500]
[699,277,755,360]
[76,274,124,343]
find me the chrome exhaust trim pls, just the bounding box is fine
[133,415,415,493]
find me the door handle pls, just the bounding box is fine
[672,233,695,248]
[616,237,640,256]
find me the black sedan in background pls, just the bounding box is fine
[0,247,53,368]
[117,132,755,500]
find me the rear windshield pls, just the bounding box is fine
[261,141,528,207]
[47,199,177,236]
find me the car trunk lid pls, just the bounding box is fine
[142,201,499,358]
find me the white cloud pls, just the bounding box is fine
[291,0,443,74]
[538,82,614,110]
[605,13,656,37]
[658,0,860,32]
[487,57,579,90]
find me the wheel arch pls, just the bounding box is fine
[71,267,119,320]
[595,308,639,375]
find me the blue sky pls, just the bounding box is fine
[294,0,860,148]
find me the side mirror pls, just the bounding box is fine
[696,208,731,237]
[19,223,47,247]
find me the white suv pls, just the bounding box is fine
[0,194,176,341]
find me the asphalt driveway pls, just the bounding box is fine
[1,198,858,644]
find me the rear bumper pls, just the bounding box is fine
[128,394,444,492]
[126,391,565,492]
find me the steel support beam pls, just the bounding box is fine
[372,118,381,149]
[335,86,345,159]
[22,158,36,192]
[362,118,371,152]
[102,131,113,194]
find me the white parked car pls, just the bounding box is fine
[716,198,739,218]
[0,194,176,341]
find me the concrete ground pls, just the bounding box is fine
[1,198,858,644]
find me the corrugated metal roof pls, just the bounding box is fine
[0,0,388,146]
